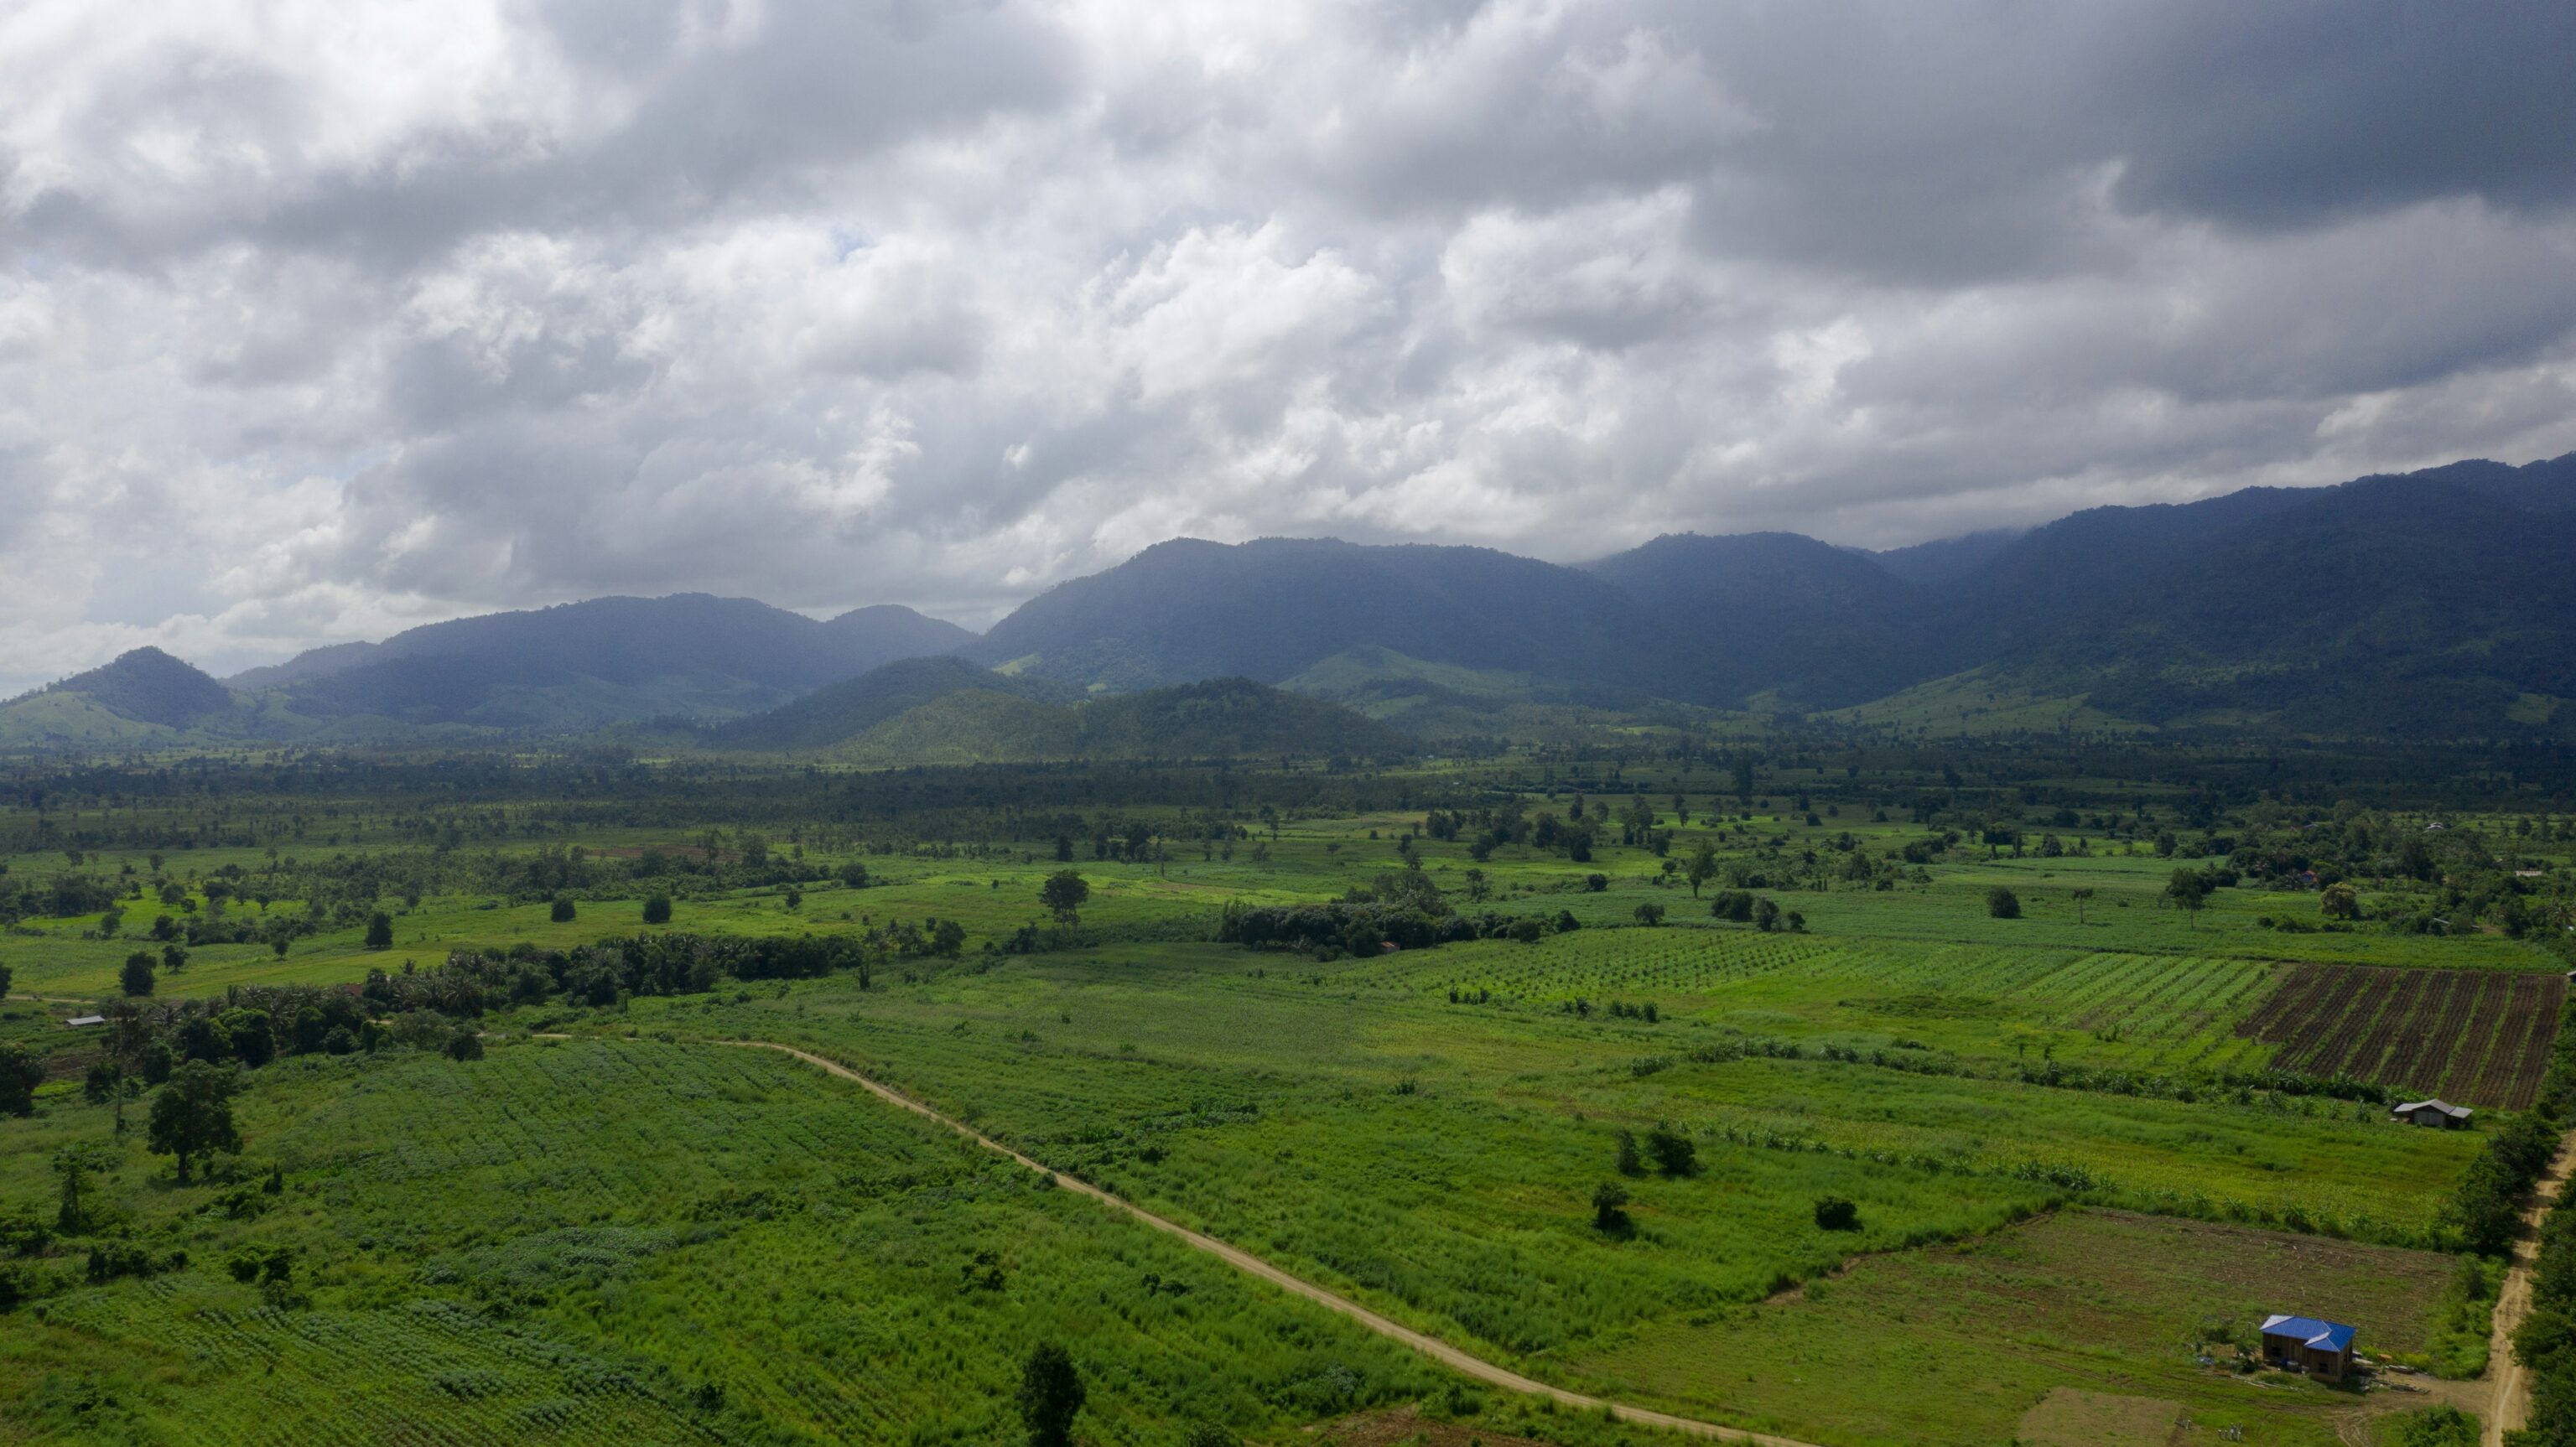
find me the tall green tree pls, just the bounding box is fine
[1015,1342,1084,1447]
[1685,839,1718,897]
[1040,871,1089,928]
[2167,869,2210,928]
[55,1149,92,1234]
[363,912,394,951]
[0,1043,42,1118]
[148,1060,242,1185]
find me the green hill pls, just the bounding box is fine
[819,677,1409,764]
[712,657,1077,752]
[835,688,1084,765]
[0,647,240,746]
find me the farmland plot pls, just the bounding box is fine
[2236,962,2566,1107]
[0,1040,1440,1445]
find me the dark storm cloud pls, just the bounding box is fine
[3,0,2574,690]
[2095,1,2576,226]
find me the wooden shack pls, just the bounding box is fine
[2391,1098,2472,1128]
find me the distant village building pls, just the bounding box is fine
[2258,1315,2357,1380]
[65,1014,106,1028]
[2391,1098,2473,1128]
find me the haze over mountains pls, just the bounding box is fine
[6,452,2571,753]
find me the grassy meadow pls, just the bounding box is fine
[2,750,2568,1444]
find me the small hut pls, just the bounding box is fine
[2257,1315,2357,1380]
[2390,1098,2472,1129]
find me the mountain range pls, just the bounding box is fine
[6,449,2571,751]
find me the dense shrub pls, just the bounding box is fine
[1217,900,1501,954]
[2448,1112,2560,1256]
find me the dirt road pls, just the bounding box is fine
[720,1039,1820,1447]
[2486,1128,2576,1446]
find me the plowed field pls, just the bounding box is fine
[2237,963,2565,1107]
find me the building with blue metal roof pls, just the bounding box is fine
[2258,1314,2358,1380]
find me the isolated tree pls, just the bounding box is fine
[148,1060,242,1185]
[1645,1121,1697,1177]
[1016,1342,1085,1447]
[2166,869,2209,929]
[0,962,11,999]
[1633,901,1665,927]
[1615,1128,1644,1177]
[643,894,673,925]
[2070,887,2095,925]
[160,942,188,973]
[0,1043,43,1118]
[550,896,576,923]
[1592,1180,1631,1233]
[1986,886,2021,921]
[1040,871,1090,928]
[2320,882,2361,921]
[1462,868,1490,904]
[363,911,394,952]
[447,1031,484,1062]
[1685,839,1718,897]
[55,1149,94,1234]
[1753,897,1781,932]
[1813,1196,1861,1232]
[119,951,156,997]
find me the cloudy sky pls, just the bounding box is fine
[4,0,2574,692]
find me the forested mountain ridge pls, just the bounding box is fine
[1581,532,1924,710]
[226,594,976,729]
[964,537,1682,702]
[6,451,2569,748]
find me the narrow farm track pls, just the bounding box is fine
[714,1039,1822,1447]
[2485,1128,2576,1447]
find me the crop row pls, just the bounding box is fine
[2239,963,2566,1107]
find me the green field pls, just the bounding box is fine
[2,749,2568,1445]
[3,1038,1441,1444]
